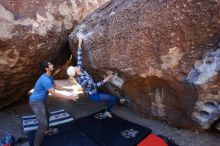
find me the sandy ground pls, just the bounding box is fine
[0,80,220,146]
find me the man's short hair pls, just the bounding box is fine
[40,60,50,74]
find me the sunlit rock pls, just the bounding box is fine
[70,0,220,130]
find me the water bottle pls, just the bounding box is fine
[4,132,12,146]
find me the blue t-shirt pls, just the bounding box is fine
[30,74,54,102]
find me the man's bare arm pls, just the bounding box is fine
[48,88,78,101]
[54,83,72,92]
[78,36,83,48]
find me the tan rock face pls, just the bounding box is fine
[70,0,220,130]
[0,0,109,108]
